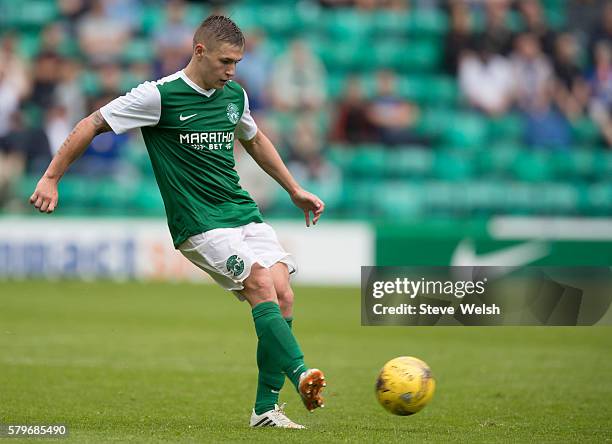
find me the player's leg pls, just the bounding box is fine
[240,263,307,427]
[241,263,306,391]
[269,262,326,412]
[271,262,293,320]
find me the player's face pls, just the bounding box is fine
[201,42,243,89]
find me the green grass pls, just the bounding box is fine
[1,281,611,443]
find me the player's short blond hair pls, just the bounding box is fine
[193,15,244,50]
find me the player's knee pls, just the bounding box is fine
[242,263,275,300]
[276,285,294,312]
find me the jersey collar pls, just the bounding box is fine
[179,70,216,97]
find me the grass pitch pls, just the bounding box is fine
[1,281,611,443]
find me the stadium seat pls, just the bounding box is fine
[487,114,524,143]
[374,181,424,218]
[512,150,553,182]
[572,118,600,146]
[406,9,449,36]
[477,143,522,178]
[383,147,434,178]
[322,9,373,41]
[441,113,488,150]
[346,145,387,178]
[371,10,410,36]
[433,149,474,181]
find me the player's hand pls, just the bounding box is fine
[290,188,325,227]
[29,176,59,213]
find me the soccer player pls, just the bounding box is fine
[29,15,326,429]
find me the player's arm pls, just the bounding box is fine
[29,110,111,213]
[240,130,325,226]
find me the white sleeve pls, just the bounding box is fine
[99,81,161,134]
[234,89,258,141]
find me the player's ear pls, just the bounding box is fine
[194,42,206,58]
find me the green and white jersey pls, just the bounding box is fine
[100,70,263,247]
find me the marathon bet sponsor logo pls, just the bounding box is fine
[226,103,240,124]
[226,255,244,277]
[179,131,234,151]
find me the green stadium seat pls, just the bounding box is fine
[512,150,553,182]
[399,39,443,73]
[130,180,165,216]
[477,143,522,178]
[594,150,612,180]
[585,182,612,215]
[372,10,410,36]
[326,144,355,170]
[383,147,434,178]
[572,118,600,145]
[406,9,449,36]
[1,0,58,29]
[441,113,488,149]
[433,149,474,181]
[395,76,451,105]
[122,39,153,64]
[415,107,457,137]
[318,41,367,72]
[488,114,524,143]
[347,145,387,178]
[17,33,40,59]
[323,9,373,41]
[339,180,377,217]
[551,149,597,180]
[374,181,424,218]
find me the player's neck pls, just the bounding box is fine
[183,63,215,91]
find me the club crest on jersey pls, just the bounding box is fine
[226,254,244,277]
[226,103,240,124]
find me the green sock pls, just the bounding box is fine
[253,315,296,414]
[252,302,306,414]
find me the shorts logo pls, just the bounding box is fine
[226,255,244,277]
[226,103,240,124]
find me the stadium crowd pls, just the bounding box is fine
[0,0,611,214]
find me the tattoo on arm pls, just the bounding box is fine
[90,110,112,135]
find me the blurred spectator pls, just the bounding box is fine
[26,51,62,110]
[478,0,513,56]
[153,2,193,79]
[0,36,31,131]
[154,0,193,61]
[39,23,70,55]
[444,1,475,76]
[552,32,590,120]
[331,76,375,144]
[365,70,428,146]
[587,1,612,65]
[1,111,51,175]
[285,118,340,184]
[568,0,608,36]
[271,39,327,112]
[588,41,612,146]
[459,40,514,116]
[102,0,143,31]
[72,95,129,176]
[77,0,132,64]
[510,33,554,112]
[510,34,571,149]
[518,0,557,57]
[44,105,72,156]
[98,64,123,96]
[58,0,90,27]
[236,29,273,112]
[523,81,572,149]
[55,58,87,127]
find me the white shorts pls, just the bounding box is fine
[178,222,297,300]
